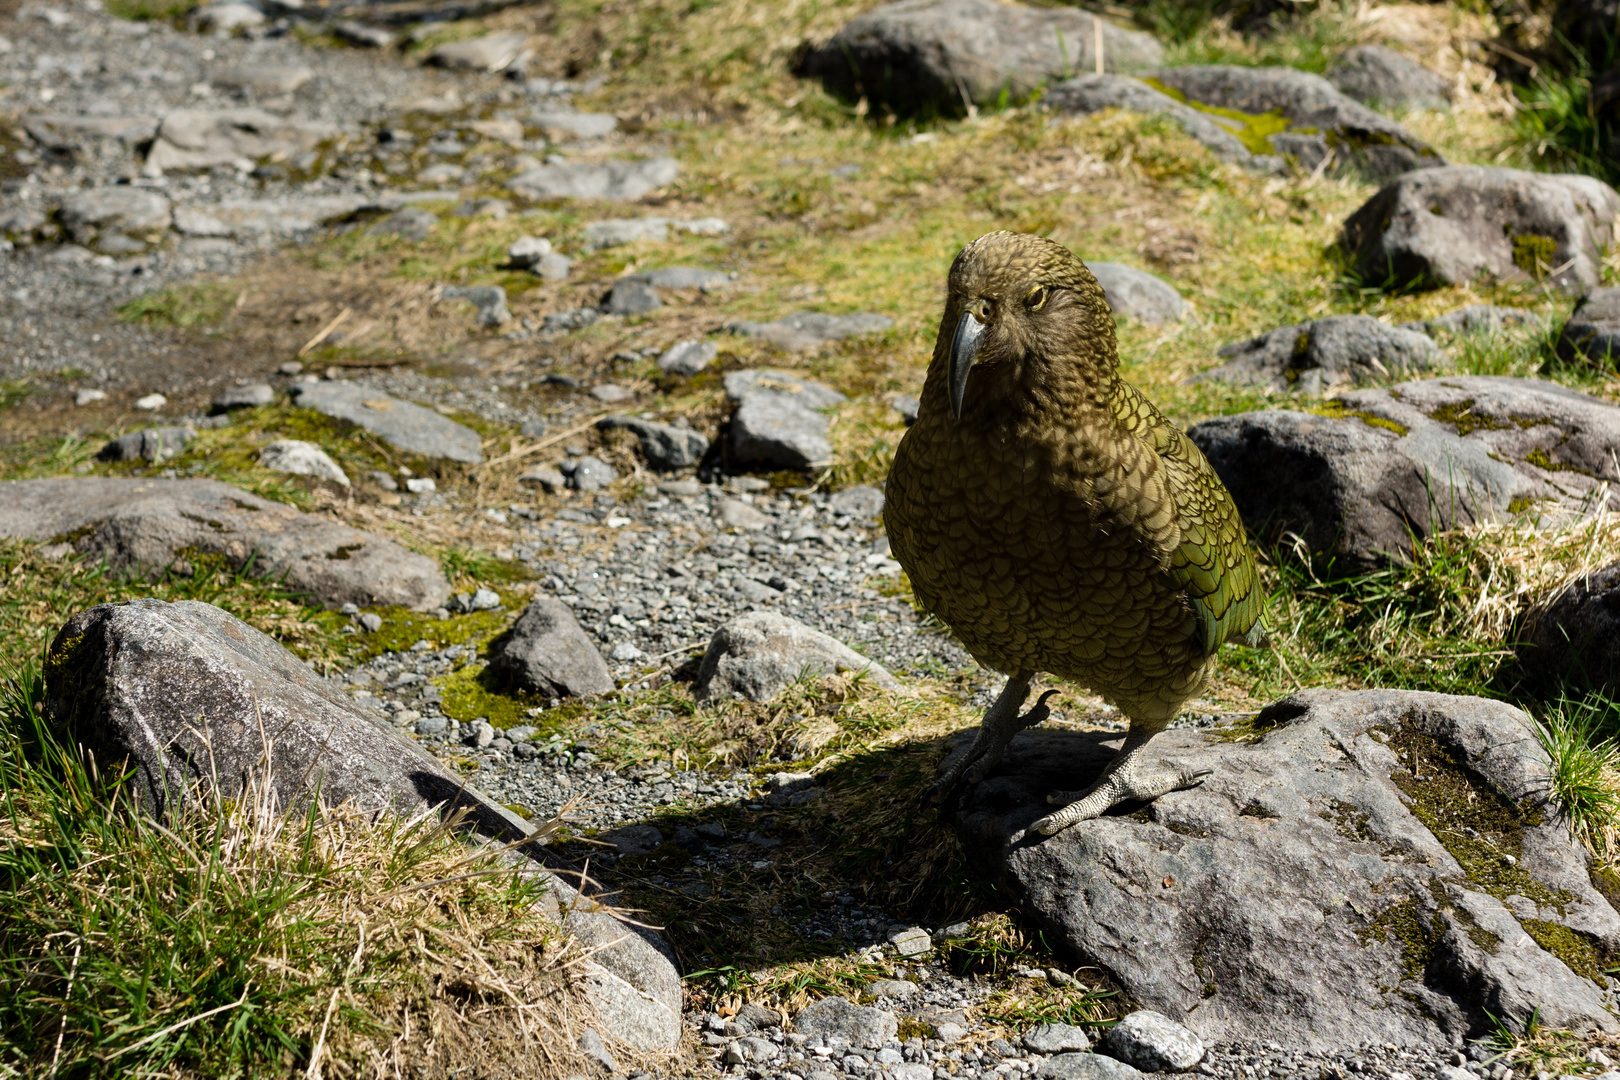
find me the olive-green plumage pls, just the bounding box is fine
[886,231,1263,831]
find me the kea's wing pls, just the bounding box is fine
[1113,383,1265,656]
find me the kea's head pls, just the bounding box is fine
[936,231,1116,421]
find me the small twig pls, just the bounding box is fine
[475,414,615,473]
[305,987,341,1080]
[107,984,251,1060]
[47,939,82,1079]
[298,307,353,357]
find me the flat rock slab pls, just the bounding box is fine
[1188,375,1620,566]
[1149,65,1444,181]
[173,193,397,239]
[1088,261,1187,325]
[727,311,893,351]
[144,108,338,177]
[507,158,679,202]
[1199,314,1442,394]
[0,477,448,609]
[290,382,483,464]
[796,0,1164,116]
[948,688,1620,1049]
[1342,166,1620,295]
[45,598,680,1052]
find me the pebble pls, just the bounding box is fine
[134,393,167,410]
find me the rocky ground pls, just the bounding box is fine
[10,0,1620,1075]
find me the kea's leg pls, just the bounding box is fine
[1027,725,1209,836]
[929,676,1056,804]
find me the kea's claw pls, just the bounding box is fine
[1030,738,1212,836]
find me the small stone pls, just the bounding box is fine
[405,477,437,494]
[1023,1024,1092,1055]
[508,235,553,267]
[75,389,107,406]
[792,996,897,1049]
[358,612,383,633]
[1097,1010,1204,1072]
[427,32,527,71]
[332,20,393,47]
[468,587,501,611]
[590,383,632,403]
[135,393,167,411]
[658,479,704,497]
[603,279,663,315]
[888,926,931,957]
[212,383,274,413]
[97,427,196,464]
[260,439,350,486]
[658,339,718,376]
[597,416,710,470]
[369,470,399,492]
[508,158,680,202]
[415,715,448,735]
[718,499,772,531]
[892,394,919,425]
[611,642,644,661]
[519,466,567,493]
[530,110,620,140]
[441,285,511,328]
[278,361,304,376]
[189,1,265,32]
[570,455,618,492]
[627,266,732,290]
[487,596,614,697]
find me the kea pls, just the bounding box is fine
[884,231,1265,836]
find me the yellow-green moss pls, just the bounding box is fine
[1310,400,1409,436]
[356,605,511,660]
[1512,234,1559,278]
[115,283,236,328]
[1522,919,1607,982]
[1360,896,1440,983]
[434,662,550,730]
[1140,78,1293,156]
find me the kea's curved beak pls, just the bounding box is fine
[949,305,988,420]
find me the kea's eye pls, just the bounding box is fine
[1024,285,1050,311]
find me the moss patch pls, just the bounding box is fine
[116,283,236,329]
[1140,78,1293,156]
[434,662,553,730]
[1360,895,1440,984]
[1522,919,1607,982]
[1512,234,1559,279]
[1311,400,1409,436]
[1382,715,1567,911]
[1426,398,1513,438]
[355,605,511,660]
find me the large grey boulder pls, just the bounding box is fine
[796,0,1164,117]
[1088,262,1187,325]
[694,610,899,703]
[1149,65,1445,181]
[725,369,847,470]
[486,597,615,698]
[1198,314,1442,394]
[1045,75,1272,169]
[1327,45,1452,112]
[0,477,449,609]
[143,108,338,177]
[596,416,709,470]
[506,158,679,202]
[1517,561,1620,696]
[947,687,1620,1049]
[1187,376,1620,567]
[44,598,680,1052]
[727,311,893,352]
[289,382,483,464]
[1558,286,1620,366]
[57,187,172,249]
[1341,166,1620,294]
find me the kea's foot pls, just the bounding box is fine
[928,678,1056,806]
[1028,730,1210,836]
